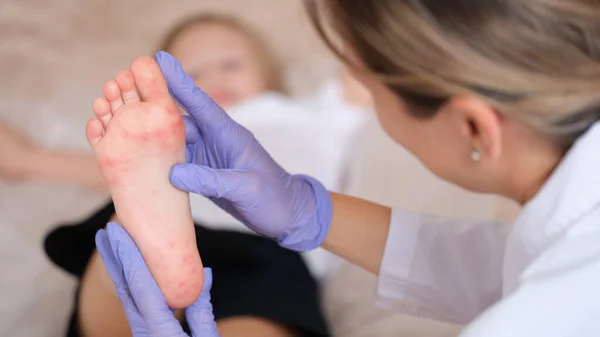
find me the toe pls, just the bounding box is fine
[103,80,124,114]
[115,71,140,104]
[130,56,173,106]
[86,118,104,148]
[93,97,112,128]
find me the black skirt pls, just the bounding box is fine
[44,201,329,337]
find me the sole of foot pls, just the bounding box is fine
[87,56,204,308]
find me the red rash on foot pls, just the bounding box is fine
[99,157,130,168]
[165,106,181,116]
[182,254,194,264]
[99,157,132,185]
[170,118,184,129]
[99,158,120,167]
[120,128,135,140]
[153,128,170,140]
[105,176,121,185]
[138,132,150,141]
[119,126,182,144]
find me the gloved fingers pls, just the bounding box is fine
[105,222,144,276]
[106,223,187,335]
[169,164,246,200]
[95,228,125,287]
[156,51,231,132]
[96,225,145,324]
[106,224,172,314]
[169,164,207,195]
[186,268,221,337]
[182,115,200,144]
[197,268,213,304]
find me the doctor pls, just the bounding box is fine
[101,0,600,336]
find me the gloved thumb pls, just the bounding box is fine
[182,115,201,144]
[156,51,231,132]
[170,164,245,200]
[186,268,221,337]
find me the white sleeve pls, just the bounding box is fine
[459,228,600,337]
[377,209,512,324]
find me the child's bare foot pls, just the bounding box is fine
[87,56,203,308]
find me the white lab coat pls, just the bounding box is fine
[378,122,600,336]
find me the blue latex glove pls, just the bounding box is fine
[157,51,333,252]
[95,223,221,337]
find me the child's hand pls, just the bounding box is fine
[0,121,36,180]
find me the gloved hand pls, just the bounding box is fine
[157,51,332,252]
[95,222,220,337]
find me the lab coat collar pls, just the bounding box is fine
[513,121,600,259]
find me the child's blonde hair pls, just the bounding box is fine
[159,13,287,95]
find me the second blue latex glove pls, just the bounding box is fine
[96,223,220,337]
[157,51,332,252]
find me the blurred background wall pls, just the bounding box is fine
[0,0,331,97]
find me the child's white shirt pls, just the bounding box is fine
[189,82,370,279]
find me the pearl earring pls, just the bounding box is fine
[471,151,481,162]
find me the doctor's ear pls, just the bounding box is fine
[444,96,503,164]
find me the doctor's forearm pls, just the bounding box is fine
[322,193,391,275]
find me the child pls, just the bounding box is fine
[0,14,285,191]
[0,13,372,280]
[0,15,368,193]
[35,14,364,337]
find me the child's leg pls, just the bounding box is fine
[78,251,184,337]
[217,318,295,337]
[87,56,203,308]
[78,250,293,337]
[77,213,185,337]
[78,251,127,337]
[76,216,295,337]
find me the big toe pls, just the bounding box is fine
[129,56,173,106]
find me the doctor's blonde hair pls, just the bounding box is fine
[306,0,600,147]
